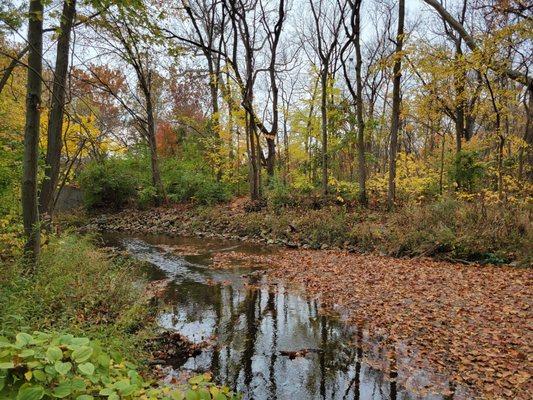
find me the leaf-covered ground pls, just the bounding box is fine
[257,250,532,399]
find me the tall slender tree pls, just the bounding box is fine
[387,0,405,209]
[40,0,77,218]
[21,0,44,263]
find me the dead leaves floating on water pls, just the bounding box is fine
[263,250,532,399]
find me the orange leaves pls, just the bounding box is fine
[264,249,532,399]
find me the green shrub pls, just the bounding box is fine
[137,186,158,209]
[0,235,148,356]
[79,160,138,211]
[265,177,295,210]
[448,150,485,192]
[162,158,230,205]
[0,331,239,399]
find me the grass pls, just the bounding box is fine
[0,233,155,362]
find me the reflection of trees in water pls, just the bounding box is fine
[167,277,405,399]
[241,288,260,393]
[266,290,278,399]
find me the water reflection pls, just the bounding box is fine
[104,233,464,400]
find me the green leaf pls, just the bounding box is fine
[214,394,227,400]
[15,333,33,347]
[99,388,117,396]
[78,362,95,376]
[97,354,110,368]
[198,389,211,400]
[0,377,5,391]
[44,365,57,376]
[58,335,73,345]
[16,384,45,400]
[46,346,63,363]
[171,391,185,400]
[71,378,87,391]
[76,396,94,400]
[32,370,47,382]
[70,338,90,346]
[54,361,72,375]
[19,349,35,358]
[0,361,14,369]
[52,382,72,398]
[186,390,200,400]
[114,378,134,395]
[71,346,93,363]
[189,375,205,385]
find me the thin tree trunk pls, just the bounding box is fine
[146,94,165,203]
[525,85,533,181]
[0,46,29,95]
[40,0,77,218]
[22,0,44,264]
[321,70,328,195]
[387,0,405,209]
[354,0,367,206]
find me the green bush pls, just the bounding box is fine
[448,151,485,192]
[265,177,295,210]
[162,158,230,205]
[0,331,239,399]
[79,160,139,211]
[0,235,148,355]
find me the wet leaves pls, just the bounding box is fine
[262,250,532,399]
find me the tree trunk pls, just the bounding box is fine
[247,114,261,201]
[0,46,29,96]
[321,70,328,195]
[266,137,276,177]
[40,0,77,219]
[354,1,367,206]
[387,0,405,209]
[146,94,166,203]
[283,113,289,183]
[22,0,44,264]
[525,85,533,181]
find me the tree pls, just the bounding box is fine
[91,6,166,202]
[387,0,405,209]
[306,0,346,195]
[21,0,44,264]
[423,0,533,180]
[341,0,366,205]
[40,0,77,218]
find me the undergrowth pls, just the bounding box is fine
[0,234,152,361]
[188,197,531,265]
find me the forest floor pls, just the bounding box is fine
[74,200,532,398]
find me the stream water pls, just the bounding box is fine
[103,233,465,400]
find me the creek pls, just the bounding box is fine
[103,233,462,400]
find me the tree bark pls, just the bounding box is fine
[40,0,77,218]
[145,90,166,203]
[22,0,44,264]
[0,46,29,95]
[387,0,405,209]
